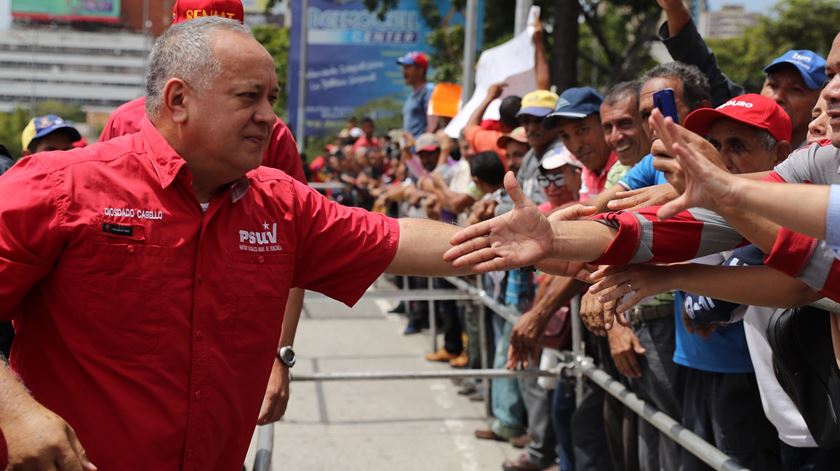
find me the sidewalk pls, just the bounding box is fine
[246,280,520,470]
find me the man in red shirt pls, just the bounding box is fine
[0,18,570,471]
[99,0,307,427]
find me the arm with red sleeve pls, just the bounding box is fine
[289,181,471,306]
[588,206,746,266]
[0,155,97,469]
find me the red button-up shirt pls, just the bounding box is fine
[99,97,307,184]
[0,119,399,470]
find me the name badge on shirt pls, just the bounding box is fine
[102,222,134,237]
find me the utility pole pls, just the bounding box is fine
[461,0,478,103]
[295,0,308,154]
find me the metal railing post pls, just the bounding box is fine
[570,294,584,407]
[476,274,492,418]
[428,277,437,352]
[252,423,274,471]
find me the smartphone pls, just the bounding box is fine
[653,88,679,124]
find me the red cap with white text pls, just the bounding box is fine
[172,0,244,24]
[683,94,792,143]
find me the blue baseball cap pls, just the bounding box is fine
[763,50,827,90]
[396,51,429,69]
[543,87,604,129]
[21,114,81,151]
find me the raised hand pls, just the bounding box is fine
[445,172,555,272]
[607,184,679,211]
[588,264,670,317]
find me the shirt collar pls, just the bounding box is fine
[139,118,253,203]
[594,151,618,178]
[140,118,188,189]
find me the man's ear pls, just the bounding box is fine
[162,78,190,124]
[773,140,793,166]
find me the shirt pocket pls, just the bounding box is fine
[76,240,179,362]
[224,252,293,358]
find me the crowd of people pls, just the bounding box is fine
[298,2,840,471]
[0,0,839,471]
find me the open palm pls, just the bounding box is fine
[445,172,554,272]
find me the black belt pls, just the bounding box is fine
[626,303,673,327]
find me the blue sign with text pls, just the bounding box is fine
[288,0,482,139]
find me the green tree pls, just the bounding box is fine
[365,0,662,91]
[252,24,291,120]
[0,108,34,158]
[707,0,840,92]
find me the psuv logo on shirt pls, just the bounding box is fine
[238,222,283,253]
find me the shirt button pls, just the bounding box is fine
[186,448,194,459]
[258,255,265,263]
[195,330,203,340]
[196,275,204,285]
[195,390,201,401]
[126,245,135,254]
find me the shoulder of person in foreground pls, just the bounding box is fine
[769,140,840,185]
[99,97,147,142]
[263,118,307,184]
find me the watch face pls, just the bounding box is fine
[280,347,296,367]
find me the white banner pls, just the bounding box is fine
[445,6,541,138]
[0,0,11,31]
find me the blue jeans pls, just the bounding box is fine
[490,316,526,438]
[552,380,576,471]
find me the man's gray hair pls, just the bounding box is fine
[145,17,252,119]
[756,128,779,151]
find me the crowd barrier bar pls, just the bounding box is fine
[255,275,806,471]
[290,366,569,382]
[308,182,347,191]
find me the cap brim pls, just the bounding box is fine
[764,61,822,90]
[497,135,527,148]
[34,125,81,143]
[543,111,586,129]
[516,107,552,118]
[684,108,780,141]
[417,145,440,152]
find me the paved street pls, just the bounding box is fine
[245,280,521,470]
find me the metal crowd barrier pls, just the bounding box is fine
[252,274,755,471]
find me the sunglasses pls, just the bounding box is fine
[537,173,566,188]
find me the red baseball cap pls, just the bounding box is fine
[683,93,792,143]
[396,52,429,70]
[172,0,244,24]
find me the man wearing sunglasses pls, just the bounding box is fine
[536,148,584,213]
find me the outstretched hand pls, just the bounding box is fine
[588,264,670,318]
[607,184,679,211]
[648,109,731,219]
[445,172,555,273]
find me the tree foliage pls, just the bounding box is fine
[706,0,840,92]
[0,108,34,158]
[0,101,85,158]
[363,0,662,91]
[252,24,290,120]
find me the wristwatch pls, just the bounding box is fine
[277,346,296,368]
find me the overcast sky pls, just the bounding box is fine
[707,0,778,13]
